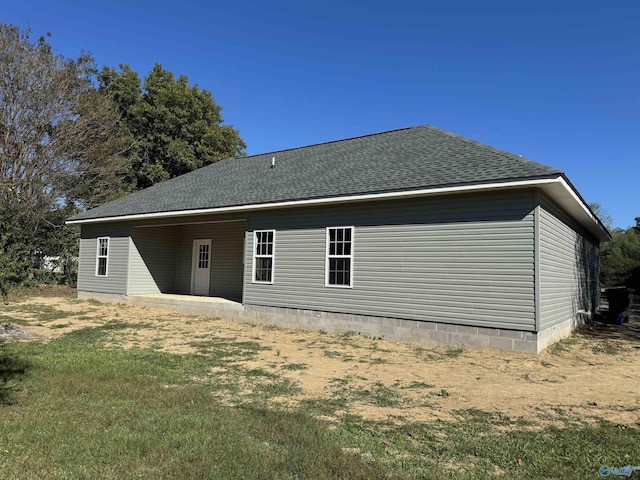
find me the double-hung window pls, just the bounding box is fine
[96,237,109,277]
[253,230,274,283]
[326,227,353,287]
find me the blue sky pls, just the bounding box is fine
[3,0,638,228]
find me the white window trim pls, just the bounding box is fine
[95,237,109,277]
[252,230,275,284]
[325,226,354,288]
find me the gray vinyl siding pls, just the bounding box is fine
[128,226,179,294]
[244,190,537,331]
[538,193,600,330]
[175,221,245,301]
[77,223,130,294]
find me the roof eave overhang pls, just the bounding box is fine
[66,176,611,242]
[539,175,611,241]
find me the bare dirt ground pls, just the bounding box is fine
[2,295,639,428]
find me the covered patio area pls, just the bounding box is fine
[128,219,246,303]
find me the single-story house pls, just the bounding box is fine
[67,125,610,353]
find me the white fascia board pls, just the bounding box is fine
[542,176,611,241]
[558,176,603,228]
[66,177,560,225]
[66,175,609,241]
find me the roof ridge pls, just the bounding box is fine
[234,126,417,160]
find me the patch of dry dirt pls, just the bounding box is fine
[4,296,640,427]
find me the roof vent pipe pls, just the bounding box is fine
[271,157,276,168]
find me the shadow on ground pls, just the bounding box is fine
[0,342,30,404]
[579,295,640,344]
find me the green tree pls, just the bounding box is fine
[599,218,640,290]
[98,63,246,190]
[0,193,79,300]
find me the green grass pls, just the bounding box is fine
[332,411,640,479]
[0,342,30,405]
[1,303,639,479]
[0,335,391,479]
[251,378,302,399]
[299,397,350,417]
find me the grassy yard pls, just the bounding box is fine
[0,288,639,479]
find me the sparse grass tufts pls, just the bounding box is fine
[400,381,436,389]
[5,284,76,303]
[50,323,71,329]
[366,382,402,407]
[548,335,580,355]
[592,341,622,355]
[323,349,343,358]
[328,377,402,408]
[414,346,464,362]
[281,362,309,371]
[2,304,72,322]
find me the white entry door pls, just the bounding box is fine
[191,239,211,296]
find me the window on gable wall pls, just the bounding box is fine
[96,237,109,276]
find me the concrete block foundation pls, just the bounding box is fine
[77,291,583,354]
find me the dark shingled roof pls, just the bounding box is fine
[71,124,562,221]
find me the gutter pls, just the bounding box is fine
[67,177,559,225]
[66,175,610,242]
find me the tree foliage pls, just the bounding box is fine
[0,24,128,210]
[0,24,248,294]
[0,23,126,295]
[599,217,640,290]
[588,203,614,231]
[98,63,246,190]
[0,194,78,300]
